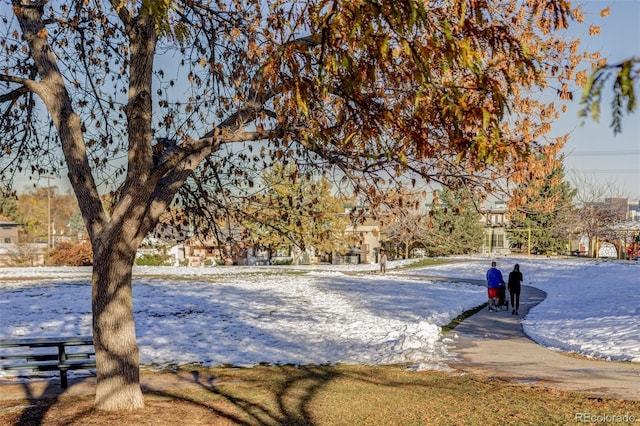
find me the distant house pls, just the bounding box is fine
[584,197,629,222]
[339,223,379,264]
[167,244,186,266]
[183,236,232,266]
[332,206,381,264]
[0,219,20,266]
[178,215,382,266]
[0,219,19,244]
[581,198,639,259]
[181,225,267,266]
[628,199,640,221]
[479,200,510,256]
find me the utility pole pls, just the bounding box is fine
[47,175,51,250]
[43,175,56,254]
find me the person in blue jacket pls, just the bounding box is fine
[486,261,505,312]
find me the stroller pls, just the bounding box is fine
[495,284,509,311]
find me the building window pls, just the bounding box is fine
[491,232,504,249]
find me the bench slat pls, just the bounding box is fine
[0,336,94,348]
[1,352,94,362]
[1,354,59,361]
[2,359,96,371]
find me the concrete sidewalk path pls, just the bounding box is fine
[447,285,640,400]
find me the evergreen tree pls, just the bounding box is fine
[425,187,484,256]
[0,190,18,221]
[68,210,87,236]
[508,157,576,255]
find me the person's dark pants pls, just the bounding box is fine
[510,289,520,311]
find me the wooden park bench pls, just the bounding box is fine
[0,336,95,388]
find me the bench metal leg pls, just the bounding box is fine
[60,368,68,388]
[57,343,68,388]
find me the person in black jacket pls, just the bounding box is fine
[508,264,523,315]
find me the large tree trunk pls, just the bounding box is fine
[92,239,144,410]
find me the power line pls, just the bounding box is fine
[564,150,640,157]
[568,169,639,174]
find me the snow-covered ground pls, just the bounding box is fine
[0,256,638,380]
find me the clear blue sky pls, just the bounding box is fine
[555,0,640,200]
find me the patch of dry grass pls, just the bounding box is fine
[1,365,639,425]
